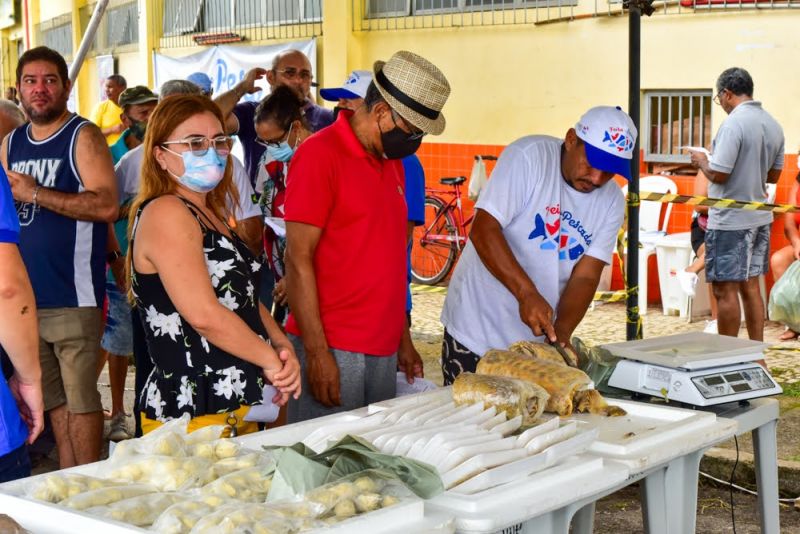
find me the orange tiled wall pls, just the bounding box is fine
[416,143,797,303]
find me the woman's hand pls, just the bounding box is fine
[272,278,289,306]
[263,346,301,405]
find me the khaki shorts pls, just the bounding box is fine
[38,307,103,413]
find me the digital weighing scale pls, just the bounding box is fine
[601,332,782,406]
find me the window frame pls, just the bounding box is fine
[643,89,714,164]
[367,0,576,17]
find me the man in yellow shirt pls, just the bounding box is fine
[89,74,126,146]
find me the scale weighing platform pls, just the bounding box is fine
[601,332,782,406]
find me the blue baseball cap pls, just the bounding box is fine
[575,106,638,180]
[186,72,213,95]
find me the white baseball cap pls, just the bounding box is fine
[320,70,373,101]
[574,106,638,180]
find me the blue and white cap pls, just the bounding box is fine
[575,106,638,180]
[320,70,373,101]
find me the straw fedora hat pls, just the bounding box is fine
[373,51,450,136]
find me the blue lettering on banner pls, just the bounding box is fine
[214,59,264,102]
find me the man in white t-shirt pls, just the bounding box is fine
[440,106,637,384]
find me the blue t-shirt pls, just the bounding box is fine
[0,167,28,457]
[402,155,426,313]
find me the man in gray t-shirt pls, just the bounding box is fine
[691,67,784,343]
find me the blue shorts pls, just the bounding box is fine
[101,283,133,356]
[0,444,31,483]
[705,224,771,283]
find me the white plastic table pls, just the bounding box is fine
[561,398,779,534]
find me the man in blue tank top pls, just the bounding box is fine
[0,112,43,482]
[1,47,119,468]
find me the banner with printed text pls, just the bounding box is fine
[153,40,317,103]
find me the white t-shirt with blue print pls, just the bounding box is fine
[441,135,624,356]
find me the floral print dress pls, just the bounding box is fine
[131,197,266,422]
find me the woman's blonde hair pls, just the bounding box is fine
[126,94,239,301]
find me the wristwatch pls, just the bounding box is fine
[106,250,123,263]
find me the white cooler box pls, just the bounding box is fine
[654,232,710,319]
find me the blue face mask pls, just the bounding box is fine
[267,141,294,163]
[266,122,296,163]
[164,148,227,193]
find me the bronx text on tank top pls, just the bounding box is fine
[6,113,107,308]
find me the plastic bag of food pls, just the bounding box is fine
[151,495,232,534]
[187,438,242,461]
[103,455,213,491]
[188,503,296,534]
[769,261,800,333]
[60,484,156,510]
[26,473,124,503]
[110,414,192,460]
[301,470,412,526]
[211,450,275,478]
[183,424,226,445]
[85,492,188,527]
[199,465,273,502]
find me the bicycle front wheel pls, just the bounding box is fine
[411,197,458,285]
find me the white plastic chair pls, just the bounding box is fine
[620,175,678,315]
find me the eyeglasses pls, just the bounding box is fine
[713,89,726,106]
[390,110,426,141]
[161,135,233,157]
[274,68,313,82]
[255,122,293,149]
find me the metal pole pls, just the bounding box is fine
[68,0,110,84]
[627,7,642,340]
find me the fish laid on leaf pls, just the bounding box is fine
[477,348,626,417]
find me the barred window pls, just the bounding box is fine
[644,90,713,164]
[165,0,320,35]
[42,22,73,59]
[368,0,573,17]
[105,2,138,48]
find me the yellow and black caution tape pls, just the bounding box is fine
[410,283,448,294]
[639,191,800,214]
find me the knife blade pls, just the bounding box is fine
[548,339,577,367]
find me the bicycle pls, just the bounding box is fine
[411,155,497,285]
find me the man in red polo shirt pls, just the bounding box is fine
[284,51,450,422]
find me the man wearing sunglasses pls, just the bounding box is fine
[283,51,450,423]
[690,67,784,342]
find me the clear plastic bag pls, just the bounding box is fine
[25,473,124,503]
[151,495,232,534]
[211,451,275,478]
[186,438,242,461]
[769,261,800,333]
[103,455,213,491]
[110,414,192,460]
[199,465,274,502]
[301,470,412,527]
[59,484,156,510]
[188,503,297,534]
[85,492,188,527]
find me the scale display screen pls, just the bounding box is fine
[692,366,774,399]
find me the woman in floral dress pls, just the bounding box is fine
[126,95,301,435]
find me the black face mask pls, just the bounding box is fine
[332,106,344,122]
[128,119,147,140]
[379,120,422,160]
